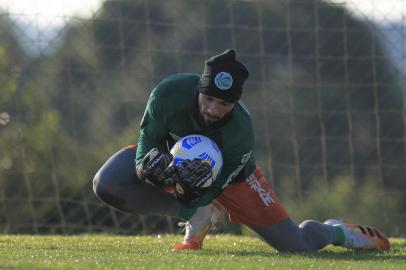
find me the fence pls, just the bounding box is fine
[0,0,405,235]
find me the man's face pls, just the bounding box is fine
[198,93,235,126]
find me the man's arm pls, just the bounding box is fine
[135,90,169,166]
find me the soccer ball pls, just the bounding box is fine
[170,134,223,187]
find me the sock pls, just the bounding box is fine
[332,226,345,246]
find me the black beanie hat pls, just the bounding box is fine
[199,49,249,103]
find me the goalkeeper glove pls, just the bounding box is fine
[136,148,174,187]
[173,159,213,204]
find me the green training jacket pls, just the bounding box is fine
[135,73,256,217]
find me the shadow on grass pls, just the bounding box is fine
[200,247,406,261]
[298,249,406,261]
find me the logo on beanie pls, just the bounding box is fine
[214,72,233,90]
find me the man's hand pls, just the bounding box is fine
[136,148,174,187]
[173,159,213,203]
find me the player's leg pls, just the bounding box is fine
[250,218,338,252]
[218,166,389,251]
[94,145,226,251]
[252,218,390,251]
[93,145,181,217]
[215,167,336,251]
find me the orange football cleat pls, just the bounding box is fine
[325,219,390,251]
[172,204,221,251]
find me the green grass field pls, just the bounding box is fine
[0,235,405,270]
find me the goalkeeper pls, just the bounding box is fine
[93,49,390,252]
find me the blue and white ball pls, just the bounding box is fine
[170,134,223,187]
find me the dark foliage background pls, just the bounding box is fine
[0,0,405,235]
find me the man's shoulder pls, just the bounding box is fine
[149,73,200,105]
[220,102,254,150]
[223,101,255,151]
[146,73,199,115]
[155,73,200,94]
[232,101,254,130]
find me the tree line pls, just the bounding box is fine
[0,0,404,234]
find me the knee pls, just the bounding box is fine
[269,220,318,252]
[93,171,126,211]
[299,220,317,229]
[298,220,329,250]
[93,170,103,197]
[299,220,320,238]
[93,169,117,204]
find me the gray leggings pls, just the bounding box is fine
[93,145,181,216]
[93,147,337,252]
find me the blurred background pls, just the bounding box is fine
[0,0,405,236]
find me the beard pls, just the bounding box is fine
[198,110,221,127]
